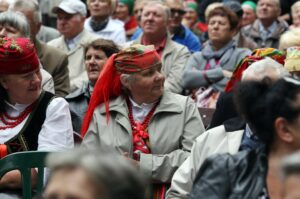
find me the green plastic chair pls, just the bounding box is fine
[0,151,48,199]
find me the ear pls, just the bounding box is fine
[274,117,294,143]
[120,75,131,90]
[0,76,8,90]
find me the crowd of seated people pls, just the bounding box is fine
[0,0,299,198]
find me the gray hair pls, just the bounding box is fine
[0,10,30,37]
[281,151,300,180]
[242,57,290,80]
[8,0,42,24]
[143,0,171,20]
[46,148,146,199]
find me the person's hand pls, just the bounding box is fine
[122,152,140,169]
[222,70,233,78]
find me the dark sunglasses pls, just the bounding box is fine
[170,8,186,16]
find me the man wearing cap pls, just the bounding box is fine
[85,0,126,45]
[9,0,70,97]
[242,0,288,48]
[48,0,99,92]
[133,0,190,94]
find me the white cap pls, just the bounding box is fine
[52,0,87,17]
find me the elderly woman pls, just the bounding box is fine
[241,1,256,27]
[0,11,55,94]
[115,0,137,40]
[0,37,73,195]
[189,77,300,199]
[66,39,119,133]
[182,6,251,108]
[290,1,300,29]
[81,44,204,198]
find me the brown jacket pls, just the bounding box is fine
[35,39,70,97]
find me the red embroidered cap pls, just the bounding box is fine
[0,37,39,74]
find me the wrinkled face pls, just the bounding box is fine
[115,3,129,21]
[183,8,198,26]
[85,47,107,86]
[141,4,168,36]
[242,6,256,26]
[0,24,23,38]
[88,0,111,19]
[133,1,146,25]
[56,10,85,39]
[43,168,101,199]
[256,0,280,22]
[0,69,42,105]
[283,174,300,199]
[126,64,165,104]
[208,15,235,46]
[292,6,300,27]
[166,0,185,29]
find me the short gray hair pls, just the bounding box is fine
[281,151,300,180]
[9,0,42,24]
[46,148,146,199]
[0,11,30,38]
[143,0,171,20]
[242,57,290,80]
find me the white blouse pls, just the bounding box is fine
[0,97,74,152]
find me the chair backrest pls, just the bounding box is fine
[0,151,48,199]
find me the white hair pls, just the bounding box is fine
[242,57,289,80]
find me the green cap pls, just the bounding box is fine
[242,1,257,11]
[186,1,198,11]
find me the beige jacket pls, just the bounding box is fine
[48,30,99,92]
[134,35,190,94]
[166,125,244,199]
[82,91,205,183]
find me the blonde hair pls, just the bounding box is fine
[279,28,300,50]
[205,2,223,22]
[291,1,300,18]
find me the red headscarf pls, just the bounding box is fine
[225,48,285,92]
[0,37,39,74]
[81,44,161,137]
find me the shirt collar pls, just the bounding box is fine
[258,21,277,36]
[141,35,167,57]
[129,97,157,110]
[5,101,30,112]
[65,31,84,50]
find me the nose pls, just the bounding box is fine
[88,56,96,64]
[32,72,41,84]
[154,70,164,81]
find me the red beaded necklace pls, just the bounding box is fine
[0,102,36,130]
[127,98,159,158]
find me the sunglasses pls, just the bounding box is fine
[170,8,186,16]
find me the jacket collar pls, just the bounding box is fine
[65,81,90,100]
[247,19,288,39]
[98,91,183,116]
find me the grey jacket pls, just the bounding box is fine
[65,81,91,133]
[134,35,190,94]
[182,46,251,91]
[242,19,288,48]
[82,91,205,183]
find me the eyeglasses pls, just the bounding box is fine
[170,8,186,16]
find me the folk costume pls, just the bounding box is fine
[81,44,204,199]
[0,37,74,158]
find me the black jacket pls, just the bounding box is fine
[189,147,268,199]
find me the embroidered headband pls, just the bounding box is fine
[0,37,39,75]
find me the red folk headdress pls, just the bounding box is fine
[0,37,39,74]
[81,44,161,137]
